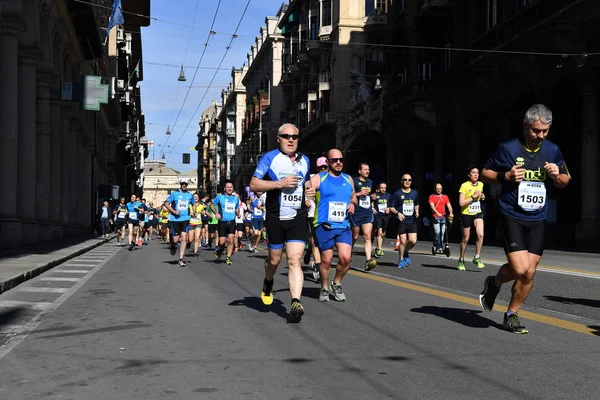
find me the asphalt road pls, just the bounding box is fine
[0,237,598,399]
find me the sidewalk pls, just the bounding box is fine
[0,236,112,295]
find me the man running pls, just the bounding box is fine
[350,163,377,272]
[429,183,453,254]
[147,202,157,240]
[250,123,314,322]
[479,104,570,334]
[304,156,328,280]
[389,174,419,268]
[310,149,356,302]
[458,166,486,270]
[113,197,128,246]
[125,195,141,251]
[250,191,265,253]
[372,182,392,258]
[211,182,239,265]
[233,192,245,252]
[164,179,194,267]
[188,193,204,258]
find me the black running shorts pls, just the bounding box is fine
[397,222,417,235]
[265,216,307,250]
[374,215,389,233]
[498,213,545,256]
[460,212,483,229]
[170,220,190,237]
[218,220,236,237]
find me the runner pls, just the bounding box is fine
[458,166,486,270]
[479,104,570,334]
[159,205,170,242]
[250,191,265,253]
[200,192,210,247]
[372,182,392,258]
[309,149,356,302]
[113,197,128,246]
[389,174,419,268]
[429,183,453,254]
[233,192,246,252]
[139,198,149,245]
[243,197,254,250]
[350,163,377,272]
[188,193,204,258]
[210,182,240,265]
[164,179,195,267]
[304,156,328,280]
[250,123,314,322]
[125,194,141,251]
[207,203,219,249]
[147,202,157,241]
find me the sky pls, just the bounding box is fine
[139,0,284,173]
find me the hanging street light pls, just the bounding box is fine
[178,65,187,82]
[166,125,171,135]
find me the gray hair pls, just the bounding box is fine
[277,123,299,136]
[524,104,553,126]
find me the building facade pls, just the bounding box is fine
[0,0,150,249]
[142,161,197,205]
[196,99,224,196]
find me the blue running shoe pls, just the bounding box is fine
[404,252,411,266]
[397,260,407,269]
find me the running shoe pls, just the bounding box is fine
[128,244,134,251]
[178,259,186,268]
[503,313,528,334]
[215,249,223,260]
[289,301,304,323]
[225,257,232,265]
[365,259,377,272]
[253,248,258,254]
[170,244,176,256]
[473,256,485,269]
[186,241,191,249]
[303,251,311,265]
[318,288,330,302]
[457,260,466,271]
[329,282,346,302]
[261,278,274,305]
[193,253,199,258]
[371,249,378,259]
[479,276,500,312]
[397,259,406,269]
[404,252,411,265]
[376,249,384,257]
[311,262,320,281]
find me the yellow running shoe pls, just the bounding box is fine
[473,256,485,269]
[458,260,466,271]
[261,279,274,306]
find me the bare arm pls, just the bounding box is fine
[446,202,454,216]
[164,200,177,215]
[250,176,282,192]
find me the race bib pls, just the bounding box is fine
[190,216,201,224]
[253,207,263,216]
[518,181,546,211]
[225,201,236,213]
[148,215,154,220]
[177,200,189,211]
[402,203,414,216]
[118,212,126,219]
[281,186,303,209]
[468,201,481,214]
[129,212,137,220]
[377,202,387,213]
[328,202,347,222]
[359,196,370,209]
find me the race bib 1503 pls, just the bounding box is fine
[518,181,546,211]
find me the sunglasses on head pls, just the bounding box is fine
[279,134,299,140]
[328,158,344,163]
[530,127,549,134]
[402,178,412,182]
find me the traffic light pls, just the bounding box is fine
[182,153,190,164]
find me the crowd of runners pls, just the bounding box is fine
[109,104,570,333]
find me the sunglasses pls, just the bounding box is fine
[530,127,549,134]
[318,166,328,170]
[328,158,344,163]
[279,134,299,140]
[402,178,412,182]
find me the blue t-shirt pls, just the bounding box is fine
[353,177,373,216]
[484,138,564,221]
[166,190,195,221]
[212,194,239,222]
[251,197,264,220]
[314,171,354,229]
[373,192,392,217]
[252,148,310,220]
[126,201,141,221]
[391,189,419,224]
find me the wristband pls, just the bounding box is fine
[496,170,507,182]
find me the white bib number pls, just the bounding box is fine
[468,201,481,214]
[148,215,154,220]
[281,186,303,209]
[253,207,263,216]
[129,212,137,220]
[190,216,201,224]
[118,212,126,219]
[377,202,387,213]
[359,196,370,209]
[225,201,236,214]
[177,200,189,211]
[518,181,546,211]
[328,202,347,222]
[402,203,414,216]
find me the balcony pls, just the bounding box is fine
[388,79,432,110]
[306,41,321,57]
[363,12,387,32]
[226,148,235,157]
[299,110,336,139]
[226,128,235,138]
[319,71,331,91]
[318,25,332,41]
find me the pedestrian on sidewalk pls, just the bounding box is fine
[98,201,112,238]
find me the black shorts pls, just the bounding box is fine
[374,215,389,233]
[219,220,236,237]
[498,213,545,256]
[265,217,307,250]
[170,220,190,237]
[208,224,218,234]
[128,220,139,227]
[244,221,253,230]
[115,220,127,230]
[460,213,483,229]
[397,222,417,235]
[307,217,314,235]
[235,223,244,232]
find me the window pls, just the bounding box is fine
[365,0,375,16]
[365,47,385,76]
[322,0,332,26]
[419,62,432,81]
[310,16,318,40]
[366,0,387,15]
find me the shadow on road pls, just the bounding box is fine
[422,264,481,272]
[544,295,600,309]
[410,306,503,330]
[228,297,290,322]
[0,307,26,328]
[588,326,600,336]
[249,255,268,260]
[36,323,151,339]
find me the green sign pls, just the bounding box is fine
[83,75,109,111]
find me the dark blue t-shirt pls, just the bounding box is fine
[353,177,373,216]
[484,138,564,221]
[373,192,392,217]
[391,189,419,224]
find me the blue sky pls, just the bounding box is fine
[140,0,284,172]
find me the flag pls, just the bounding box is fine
[127,59,141,87]
[107,0,125,37]
[148,141,155,147]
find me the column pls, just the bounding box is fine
[69,123,79,232]
[60,110,72,235]
[577,87,600,243]
[0,18,26,249]
[77,134,88,231]
[17,48,42,244]
[36,72,52,241]
[49,96,63,240]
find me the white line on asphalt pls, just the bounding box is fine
[0,301,52,310]
[62,264,97,267]
[52,270,92,274]
[17,287,69,294]
[0,249,117,360]
[38,277,81,282]
[538,268,600,280]
[73,259,104,262]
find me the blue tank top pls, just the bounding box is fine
[314,171,353,229]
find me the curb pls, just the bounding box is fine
[0,237,112,295]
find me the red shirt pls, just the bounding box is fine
[429,194,450,217]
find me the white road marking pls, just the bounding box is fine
[38,277,80,282]
[62,264,97,268]
[17,287,69,294]
[52,270,92,274]
[72,259,104,262]
[0,301,52,310]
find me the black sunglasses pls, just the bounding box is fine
[328,158,344,163]
[279,134,299,140]
[402,178,412,182]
